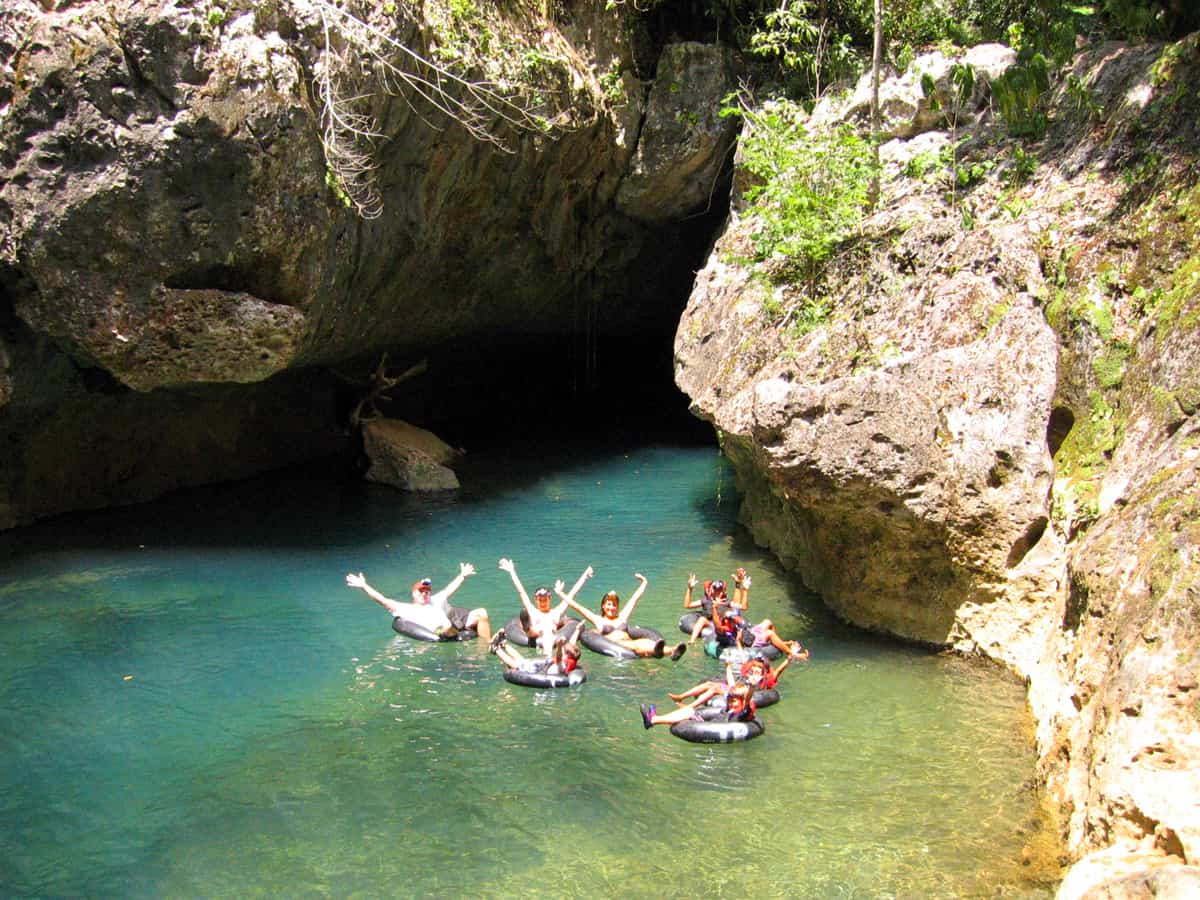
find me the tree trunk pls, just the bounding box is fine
[868,0,883,209]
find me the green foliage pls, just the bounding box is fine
[1093,342,1130,389]
[749,3,858,95]
[903,144,954,180]
[1004,4,1090,66]
[521,48,557,74]
[733,99,876,287]
[599,59,625,103]
[205,0,227,29]
[990,53,1050,138]
[1065,73,1103,119]
[790,295,834,335]
[1004,146,1038,186]
[325,165,353,210]
[1101,0,1199,40]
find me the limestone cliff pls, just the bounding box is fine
[0,0,740,526]
[675,36,1200,894]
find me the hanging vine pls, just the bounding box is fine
[307,0,571,218]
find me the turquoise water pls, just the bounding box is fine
[0,439,1057,898]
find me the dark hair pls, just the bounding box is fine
[740,657,767,676]
[601,590,619,603]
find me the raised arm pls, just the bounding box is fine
[499,558,535,616]
[682,573,701,609]
[559,565,594,603]
[731,568,751,610]
[772,655,793,682]
[616,573,649,626]
[433,562,476,606]
[563,595,604,628]
[346,572,403,616]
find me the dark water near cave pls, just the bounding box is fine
[0,438,1058,898]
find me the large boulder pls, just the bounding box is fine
[677,201,1058,644]
[362,418,461,492]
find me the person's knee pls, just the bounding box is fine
[469,608,489,626]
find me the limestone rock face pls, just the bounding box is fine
[676,35,1200,891]
[615,42,741,223]
[678,201,1058,645]
[362,418,461,492]
[4,3,328,389]
[1056,848,1200,900]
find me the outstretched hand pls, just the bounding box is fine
[498,558,515,574]
[554,579,566,593]
[743,575,752,590]
[346,572,367,590]
[459,562,476,578]
[583,566,594,579]
[634,573,647,583]
[687,573,698,589]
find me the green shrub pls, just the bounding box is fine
[733,99,876,287]
[990,53,1050,138]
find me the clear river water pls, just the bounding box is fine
[0,435,1060,897]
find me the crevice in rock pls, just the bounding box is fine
[1007,515,1048,568]
[118,44,178,113]
[1063,572,1089,632]
[1047,405,1075,458]
[163,264,292,307]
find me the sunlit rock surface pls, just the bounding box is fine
[675,36,1200,893]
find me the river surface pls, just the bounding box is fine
[0,437,1058,897]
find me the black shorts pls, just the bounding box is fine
[447,606,471,631]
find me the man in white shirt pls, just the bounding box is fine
[346,563,492,640]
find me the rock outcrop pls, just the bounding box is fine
[675,37,1200,893]
[0,0,739,525]
[362,417,461,491]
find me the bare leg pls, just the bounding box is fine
[494,645,526,669]
[669,681,724,704]
[757,620,794,654]
[467,608,492,641]
[641,697,707,727]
